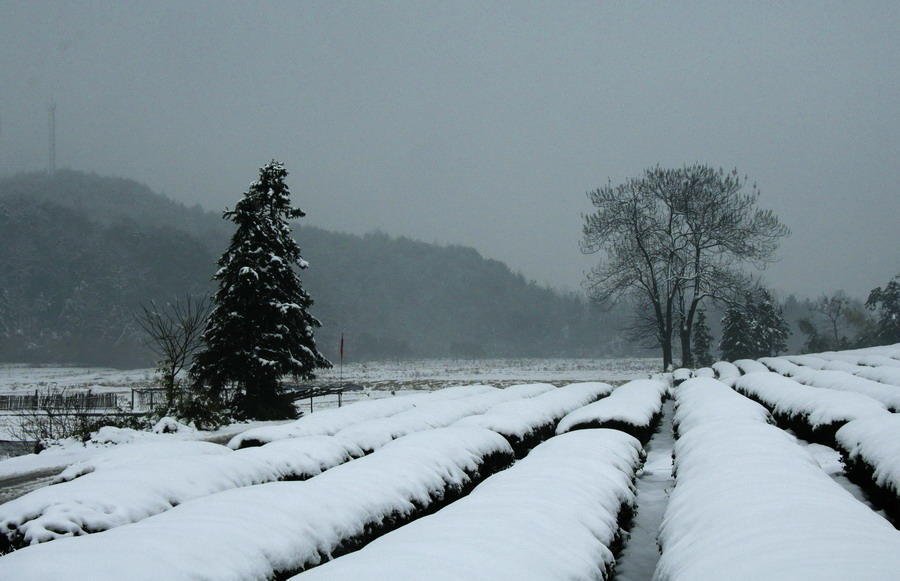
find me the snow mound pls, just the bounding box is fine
[556,378,668,440]
[711,361,740,380]
[733,359,768,374]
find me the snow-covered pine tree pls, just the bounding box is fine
[191,161,331,420]
[692,309,714,367]
[719,290,789,362]
[753,288,790,357]
[719,302,752,362]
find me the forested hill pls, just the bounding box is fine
[0,170,632,366]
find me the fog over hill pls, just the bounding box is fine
[0,170,636,367]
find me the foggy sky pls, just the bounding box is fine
[2,1,898,299]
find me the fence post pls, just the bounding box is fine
[131,389,135,411]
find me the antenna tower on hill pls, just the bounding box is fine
[48,95,56,173]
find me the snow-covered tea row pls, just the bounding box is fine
[835,414,900,526]
[795,345,900,369]
[654,378,900,581]
[452,382,613,457]
[288,429,643,581]
[760,357,900,411]
[0,435,364,552]
[782,354,900,388]
[556,379,669,443]
[732,372,888,445]
[229,384,497,448]
[0,427,514,581]
[0,382,598,553]
[334,383,555,454]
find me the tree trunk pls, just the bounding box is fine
[661,334,674,371]
[680,327,693,369]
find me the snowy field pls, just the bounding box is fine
[3,348,900,579]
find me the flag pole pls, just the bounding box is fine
[338,332,344,407]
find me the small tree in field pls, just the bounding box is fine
[191,161,331,421]
[136,295,211,414]
[692,309,714,367]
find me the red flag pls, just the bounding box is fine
[340,333,344,360]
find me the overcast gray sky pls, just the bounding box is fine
[2,1,898,299]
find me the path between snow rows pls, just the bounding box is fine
[613,399,675,581]
[610,393,893,581]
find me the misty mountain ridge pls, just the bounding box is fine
[0,170,632,367]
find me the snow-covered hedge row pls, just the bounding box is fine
[671,378,771,437]
[0,427,515,581]
[773,355,900,392]
[556,379,668,443]
[836,415,900,526]
[288,429,643,581]
[788,368,900,412]
[654,378,900,581]
[334,383,555,453]
[733,372,888,445]
[853,365,900,387]
[228,384,496,448]
[0,436,365,552]
[452,382,614,457]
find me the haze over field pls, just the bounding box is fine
[1,1,898,298]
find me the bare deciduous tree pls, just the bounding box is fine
[581,165,789,369]
[136,295,211,411]
[813,291,849,348]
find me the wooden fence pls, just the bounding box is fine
[0,391,119,412]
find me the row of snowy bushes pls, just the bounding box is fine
[0,382,600,553]
[0,435,365,552]
[229,384,497,448]
[760,357,900,411]
[673,361,741,387]
[452,382,613,457]
[654,377,900,580]
[288,429,644,581]
[732,371,888,446]
[556,379,669,444]
[333,383,555,454]
[782,353,900,388]
[0,427,515,580]
[835,415,900,526]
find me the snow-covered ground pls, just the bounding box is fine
[3,349,900,578]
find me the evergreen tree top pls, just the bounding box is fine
[226,161,305,223]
